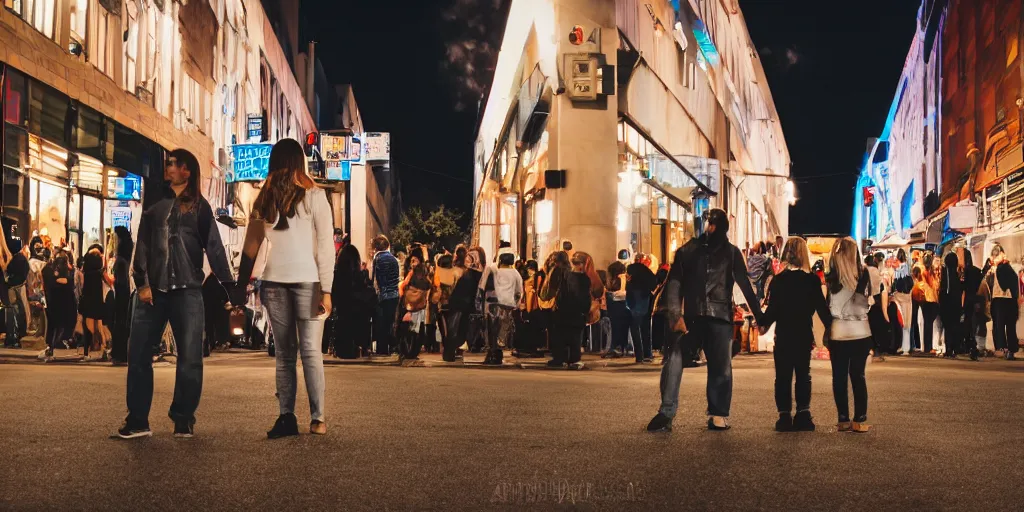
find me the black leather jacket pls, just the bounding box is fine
[133,190,233,292]
[659,234,762,324]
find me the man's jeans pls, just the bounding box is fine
[629,294,653,361]
[262,282,326,422]
[659,317,734,418]
[375,297,399,355]
[607,300,630,353]
[126,289,205,425]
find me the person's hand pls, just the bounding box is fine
[138,286,153,305]
[319,293,332,316]
[223,301,233,311]
[673,317,687,334]
[759,326,767,336]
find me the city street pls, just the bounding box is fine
[2,353,1023,510]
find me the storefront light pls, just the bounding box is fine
[617,207,629,232]
[536,199,554,234]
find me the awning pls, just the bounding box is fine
[643,178,691,208]
[872,233,909,249]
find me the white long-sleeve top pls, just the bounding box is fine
[261,187,335,292]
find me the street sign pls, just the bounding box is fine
[364,132,390,162]
[228,143,272,183]
[247,115,263,140]
[326,160,351,181]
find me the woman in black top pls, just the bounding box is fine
[78,244,107,360]
[442,246,486,362]
[42,250,76,359]
[110,227,133,364]
[332,244,375,359]
[760,237,832,432]
[541,251,592,370]
[938,251,963,358]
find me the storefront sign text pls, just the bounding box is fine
[228,144,272,183]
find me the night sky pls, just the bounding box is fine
[302,0,921,235]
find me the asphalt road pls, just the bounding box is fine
[1,353,1023,511]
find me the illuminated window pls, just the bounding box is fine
[93,4,114,77]
[123,0,139,93]
[15,0,56,40]
[69,0,87,42]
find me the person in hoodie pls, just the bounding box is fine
[478,249,523,365]
[961,251,983,360]
[647,209,763,433]
[983,244,1019,360]
[939,251,964,358]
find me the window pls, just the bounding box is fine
[179,73,204,132]
[124,0,140,93]
[69,0,87,42]
[4,0,24,16]
[12,0,56,40]
[93,5,113,77]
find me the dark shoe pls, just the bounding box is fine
[775,413,793,432]
[793,411,816,432]
[646,413,673,433]
[1008,352,1017,361]
[707,416,731,431]
[545,359,565,368]
[267,413,299,439]
[682,359,700,368]
[602,351,622,359]
[173,420,195,439]
[970,349,979,361]
[111,417,152,439]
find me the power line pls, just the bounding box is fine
[392,160,474,184]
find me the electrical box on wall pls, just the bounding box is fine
[563,53,614,102]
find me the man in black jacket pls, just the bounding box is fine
[647,209,762,432]
[114,149,234,440]
[626,254,657,362]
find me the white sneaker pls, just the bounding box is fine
[569,362,585,371]
[37,349,48,360]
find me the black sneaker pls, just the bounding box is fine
[646,413,673,433]
[545,359,565,369]
[793,411,816,432]
[173,420,195,439]
[267,413,299,439]
[111,417,152,439]
[775,413,793,432]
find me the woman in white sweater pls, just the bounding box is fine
[236,138,335,439]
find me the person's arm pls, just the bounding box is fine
[311,190,335,294]
[733,248,762,321]
[132,211,151,290]
[811,275,833,329]
[661,248,685,331]
[234,219,266,306]
[760,277,778,330]
[881,286,890,323]
[199,201,234,285]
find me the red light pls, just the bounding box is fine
[306,132,318,146]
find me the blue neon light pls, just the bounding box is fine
[692,19,719,66]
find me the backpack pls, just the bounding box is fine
[557,273,592,326]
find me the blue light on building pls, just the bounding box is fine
[692,19,720,66]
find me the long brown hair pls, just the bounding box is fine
[169,148,202,209]
[252,138,315,230]
[827,237,863,294]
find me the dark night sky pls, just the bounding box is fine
[302,0,922,234]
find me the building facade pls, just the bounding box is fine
[0,0,316,264]
[472,0,790,270]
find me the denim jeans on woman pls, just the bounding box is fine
[659,317,734,418]
[262,282,326,422]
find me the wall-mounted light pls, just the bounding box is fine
[68,41,83,57]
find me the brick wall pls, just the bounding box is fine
[0,6,214,177]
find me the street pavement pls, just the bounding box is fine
[1,352,1023,511]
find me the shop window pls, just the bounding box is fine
[74,104,104,158]
[28,135,69,181]
[29,81,69,144]
[4,68,29,126]
[4,127,28,172]
[73,152,104,193]
[29,178,67,244]
[3,168,25,211]
[81,194,102,249]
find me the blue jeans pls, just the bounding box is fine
[628,295,653,361]
[607,300,630,353]
[262,282,326,422]
[659,317,734,418]
[126,289,205,425]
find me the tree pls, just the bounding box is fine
[388,206,465,253]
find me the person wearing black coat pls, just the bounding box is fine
[201,273,230,358]
[332,245,376,359]
[626,256,657,362]
[442,247,486,362]
[939,251,964,358]
[540,251,591,370]
[983,244,1019,360]
[759,237,832,432]
[961,251,983,360]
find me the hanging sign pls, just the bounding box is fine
[326,160,351,181]
[247,115,263,140]
[109,207,132,230]
[228,143,272,183]
[364,132,390,162]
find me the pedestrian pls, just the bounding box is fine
[866,252,890,361]
[332,244,376,359]
[537,251,571,366]
[79,244,109,361]
[231,138,335,438]
[913,252,940,354]
[747,242,769,302]
[758,237,831,432]
[1,232,29,349]
[479,249,523,365]
[40,249,76,361]
[398,251,432,361]
[939,251,964,358]
[432,253,458,348]
[651,263,670,354]
[962,250,983,360]
[201,273,230,357]
[646,209,762,433]
[983,244,1018,360]
[891,249,913,354]
[113,148,235,440]
[109,227,133,364]
[604,259,629,358]
[442,247,485,362]
[371,235,401,356]
[541,251,591,370]
[825,237,873,434]
[627,252,657,363]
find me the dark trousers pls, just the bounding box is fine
[659,317,734,418]
[962,300,977,354]
[991,298,1018,354]
[443,310,468,361]
[126,289,205,425]
[629,296,653,361]
[910,299,921,351]
[774,347,812,414]
[829,338,872,422]
[3,302,22,347]
[374,298,399,355]
[652,311,666,352]
[940,304,962,355]
[913,301,938,352]
[111,292,132,362]
[868,300,889,355]
[550,325,583,364]
[607,300,630,353]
